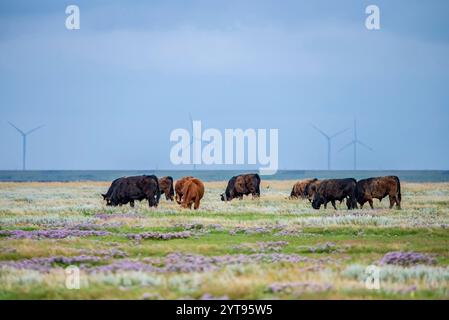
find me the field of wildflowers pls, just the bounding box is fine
[0,180,448,299]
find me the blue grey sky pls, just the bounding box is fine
[0,0,448,170]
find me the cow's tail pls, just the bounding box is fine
[167,176,175,198]
[254,173,261,196]
[155,177,161,205]
[351,178,358,209]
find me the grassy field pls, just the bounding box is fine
[0,180,448,300]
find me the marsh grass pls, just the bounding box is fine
[0,181,448,299]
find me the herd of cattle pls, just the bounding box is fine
[102,174,401,210]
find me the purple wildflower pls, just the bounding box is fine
[0,255,102,272]
[379,251,437,266]
[0,229,111,239]
[126,231,191,241]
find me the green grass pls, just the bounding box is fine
[0,180,448,299]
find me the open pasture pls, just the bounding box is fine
[0,180,448,299]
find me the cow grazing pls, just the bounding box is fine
[311,178,358,210]
[356,176,401,209]
[102,177,124,205]
[181,178,205,210]
[175,176,194,204]
[290,178,318,199]
[159,176,174,201]
[220,173,261,201]
[104,175,160,208]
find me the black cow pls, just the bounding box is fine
[221,173,261,201]
[311,178,358,210]
[102,177,124,205]
[103,175,160,208]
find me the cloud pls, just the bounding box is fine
[1,14,448,80]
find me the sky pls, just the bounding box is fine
[0,0,448,170]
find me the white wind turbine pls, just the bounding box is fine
[183,112,202,170]
[8,122,45,171]
[338,119,372,170]
[311,124,348,170]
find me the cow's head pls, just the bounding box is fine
[346,197,357,210]
[102,194,113,206]
[311,193,323,209]
[107,198,118,206]
[148,193,159,208]
[220,193,232,201]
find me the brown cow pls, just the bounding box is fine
[181,178,205,210]
[175,176,194,204]
[159,176,174,201]
[290,178,317,199]
[356,176,401,209]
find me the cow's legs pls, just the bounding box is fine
[394,196,401,209]
[389,196,395,209]
[194,197,200,210]
[331,200,337,210]
[130,200,135,208]
[368,199,374,209]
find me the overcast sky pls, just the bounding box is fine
[0,0,448,170]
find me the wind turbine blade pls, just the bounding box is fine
[310,124,329,139]
[8,122,25,135]
[188,113,194,143]
[26,125,45,135]
[338,141,354,152]
[357,140,373,151]
[330,128,349,139]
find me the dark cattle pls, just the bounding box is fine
[221,173,261,201]
[311,178,357,210]
[290,178,317,199]
[356,176,401,209]
[159,176,174,201]
[104,175,160,208]
[102,177,124,205]
[181,178,205,210]
[175,176,194,204]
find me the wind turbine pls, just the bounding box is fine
[338,119,372,170]
[311,124,348,170]
[8,122,45,171]
[183,113,202,170]
[189,113,196,170]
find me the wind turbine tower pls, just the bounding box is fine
[189,113,197,171]
[8,122,44,171]
[311,124,348,170]
[338,119,372,170]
